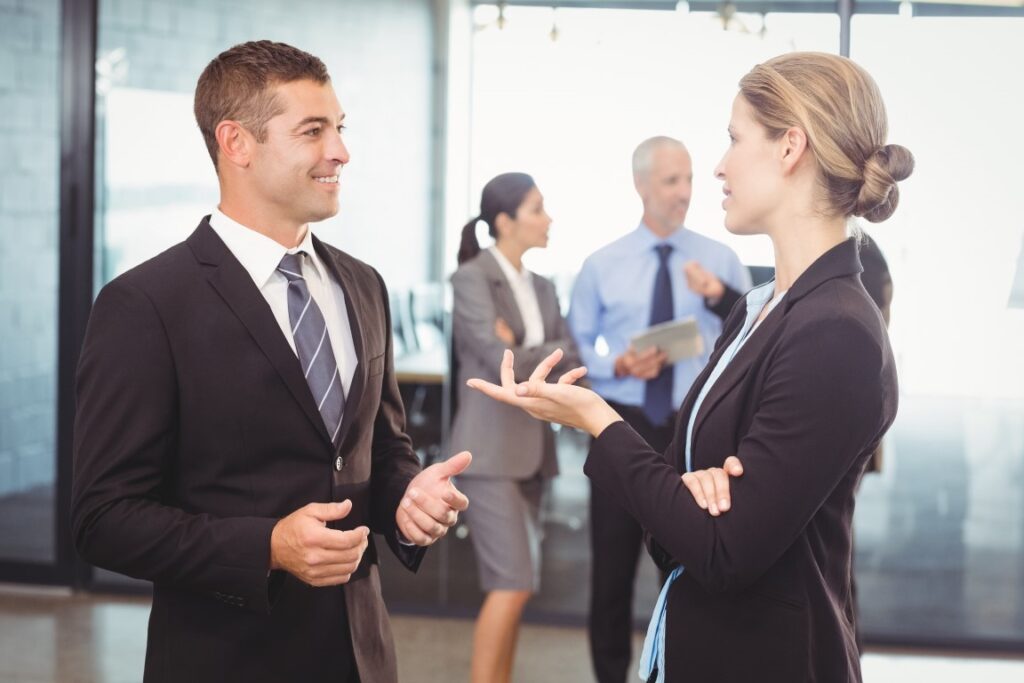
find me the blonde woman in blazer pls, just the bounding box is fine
[469,54,912,683]
[450,172,580,683]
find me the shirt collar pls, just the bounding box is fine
[208,208,326,288]
[633,222,689,254]
[489,246,531,284]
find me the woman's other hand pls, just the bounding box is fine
[494,317,516,345]
[680,456,744,516]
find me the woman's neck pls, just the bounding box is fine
[768,214,847,292]
[495,241,526,271]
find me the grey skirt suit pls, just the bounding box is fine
[450,250,581,591]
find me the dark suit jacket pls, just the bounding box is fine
[584,238,898,682]
[71,218,423,683]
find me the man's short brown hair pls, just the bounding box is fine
[194,40,330,170]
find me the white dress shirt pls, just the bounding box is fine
[209,208,357,399]
[489,246,545,348]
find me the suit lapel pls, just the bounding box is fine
[314,238,366,451]
[187,220,332,446]
[479,250,526,341]
[682,239,863,469]
[531,275,556,342]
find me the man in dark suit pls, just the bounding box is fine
[71,41,469,683]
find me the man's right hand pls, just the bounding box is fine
[270,500,369,587]
[614,346,668,380]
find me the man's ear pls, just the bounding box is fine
[779,126,809,175]
[215,120,253,170]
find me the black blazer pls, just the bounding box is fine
[584,239,898,683]
[71,219,423,683]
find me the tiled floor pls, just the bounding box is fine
[1,586,1022,683]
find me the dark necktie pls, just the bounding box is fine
[642,243,675,426]
[277,252,346,443]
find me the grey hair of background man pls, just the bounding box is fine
[632,135,689,182]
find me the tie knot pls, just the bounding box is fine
[277,252,305,282]
[655,243,673,263]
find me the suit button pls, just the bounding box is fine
[335,456,344,471]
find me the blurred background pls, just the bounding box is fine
[1,0,1023,680]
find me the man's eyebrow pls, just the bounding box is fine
[292,113,345,130]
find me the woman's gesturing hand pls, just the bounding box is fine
[466,348,622,437]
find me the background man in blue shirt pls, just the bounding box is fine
[568,135,751,683]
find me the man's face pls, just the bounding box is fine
[636,146,693,232]
[246,79,349,228]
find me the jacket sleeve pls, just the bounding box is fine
[452,264,577,384]
[71,279,280,614]
[705,285,742,321]
[369,270,427,571]
[584,315,889,594]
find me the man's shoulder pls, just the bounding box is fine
[107,240,195,294]
[315,239,381,286]
[582,231,640,270]
[683,229,740,261]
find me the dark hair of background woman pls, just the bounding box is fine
[457,172,536,265]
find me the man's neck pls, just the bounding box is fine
[217,201,307,249]
[641,214,681,240]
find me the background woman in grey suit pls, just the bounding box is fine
[450,172,580,683]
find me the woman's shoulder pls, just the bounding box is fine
[451,252,492,285]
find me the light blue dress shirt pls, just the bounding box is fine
[569,224,752,410]
[639,280,784,683]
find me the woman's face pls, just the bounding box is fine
[502,186,551,251]
[714,95,784,235]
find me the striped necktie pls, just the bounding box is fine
[277,252,346,443]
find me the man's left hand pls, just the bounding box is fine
[396,451,472,546]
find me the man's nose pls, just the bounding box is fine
[326,129,350,165]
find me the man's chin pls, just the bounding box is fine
[305,203,341,225]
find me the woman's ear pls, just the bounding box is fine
[494,211,513,240]
[779,126,809,175]
[215,120,252,170]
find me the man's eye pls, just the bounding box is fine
[336,124,347,134]
[305,128,321,137]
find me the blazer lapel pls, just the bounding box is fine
[478,250,526,341]
[187,219,332,446]
[314,238,366,452]
[532,275,558,342]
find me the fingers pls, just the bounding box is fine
[316,525,370,551]
[465,377,510,403]
[527,348,564,383]
[396,506,442,546]
[499,349,516,388]
[709,467,732,513]
[680,472,708,510]
[557,366,588,385]
[306,499,352,523]
[305,561,362,587]
[402,487,457,526]
[442,483,470,512]
[400,495,450,539]
[438,451,472,478]
[682,470,727,516]
[632,350,668,379]
[680,460,742,517]
[723,455,744,476]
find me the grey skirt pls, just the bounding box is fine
[457,475,546,593]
